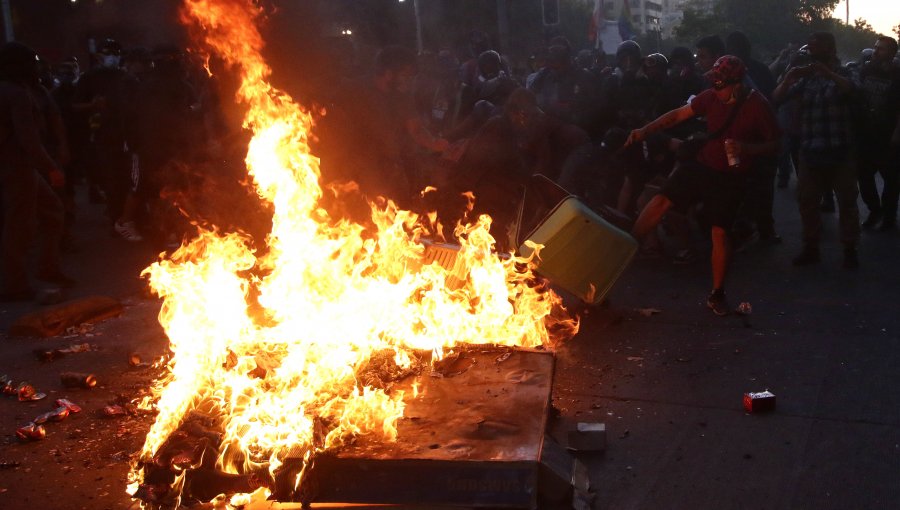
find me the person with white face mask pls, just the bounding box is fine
[73,38,142,241]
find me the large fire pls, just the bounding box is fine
[129,0,578,506]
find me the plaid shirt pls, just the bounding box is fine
[790,66,857,152]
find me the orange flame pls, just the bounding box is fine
[129,0,578,504]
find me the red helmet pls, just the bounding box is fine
[704,55,746,88]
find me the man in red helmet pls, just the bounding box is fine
[625,55,781,315]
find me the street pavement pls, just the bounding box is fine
[0,178,898,510]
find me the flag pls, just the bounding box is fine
[588,0,604,43]
[618,1,636,41]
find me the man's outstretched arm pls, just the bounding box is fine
[625,103,696,147]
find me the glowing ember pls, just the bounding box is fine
[129,0,578,506]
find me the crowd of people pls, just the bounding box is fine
[316,29,900,315]
[0,38,224,301]
[1,27,898,316]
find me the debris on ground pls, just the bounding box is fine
[55,399,83,413]
[15,423,46,441]
[64,323,98,338]
[2,376,47,401]
[9,295,122,337]
[743,390,776,413]
[567,422,607,452]
[60,372,98,389]
[635,307,662,317]
[128,353,151,368]
[100,405,128,418]
[33,406,70,424]
[34,342,99,362]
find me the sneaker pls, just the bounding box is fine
[862,210,883,229]
[706,290,730,316]
[792,244,820,266]
[114,221,143,242]
[842,245,859,269]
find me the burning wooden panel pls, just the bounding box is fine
[279,348,553,507]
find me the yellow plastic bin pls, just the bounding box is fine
[518,196,637,304]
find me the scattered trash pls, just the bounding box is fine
[636,307,662,317]
[34,342,97,362]
[100,405,128,418]
[15,423,46,442]
[34,349,63,362]
[60,372,97,389]
[16,382,47,402]
[2,378,47,401]
[10,296,122,337]
[65,323,96,337]
[567,422,607,452]
[626,356,644,362]
[55,399,82,413]
[33,406,69,424]
[0,460,20,470]
[734,302,753,327]
[743,390,776,413]
[128,353,150,368]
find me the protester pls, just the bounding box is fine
[856,36,900,231]
[129,45,199,246]
[0,42,71,300]
[320,45,448,210]
[527,41,595,128]
[51,58,87,205]
[773,32,860,268]
[449,49,519,140]
[695,35,726,74]
[74,38,140,237]
[725,31,781,246]
[626,55,780,315]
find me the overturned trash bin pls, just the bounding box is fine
[517,183,637,305]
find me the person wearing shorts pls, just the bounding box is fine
[625,55,781,316]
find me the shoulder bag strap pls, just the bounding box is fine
[708,89,752,140]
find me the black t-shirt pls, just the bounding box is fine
[858,62,900,140]
[133,72,197,158]
[74,67,137,147]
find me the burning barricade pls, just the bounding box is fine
[127,0,579,507]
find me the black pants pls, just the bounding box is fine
[858,144,900,220]
[742,158,778,237]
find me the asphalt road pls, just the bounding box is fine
[0,177,898,510]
